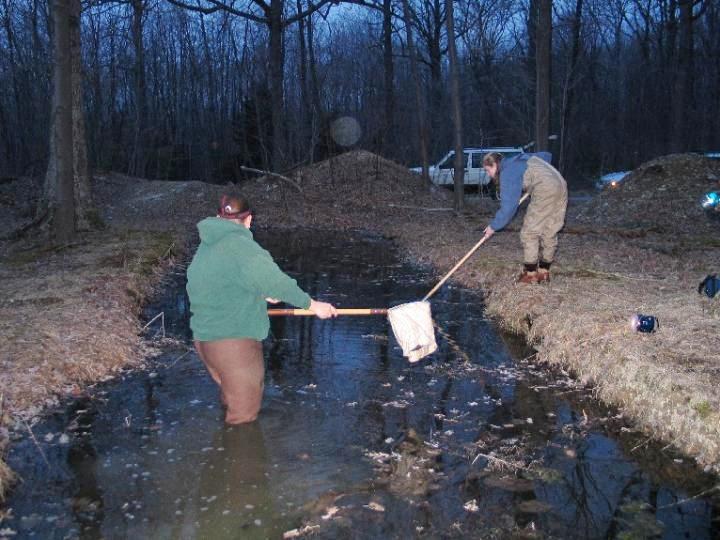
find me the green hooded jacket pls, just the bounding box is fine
[186,217,311,341]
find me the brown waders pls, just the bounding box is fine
[520,157,568,282]
[194,338,264,424]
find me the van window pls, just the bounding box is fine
[438,152,454,169]
[439,152,469,169]
[471,153,484,168]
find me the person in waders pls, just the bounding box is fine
[481,152,568,284]
[186,195,338,424]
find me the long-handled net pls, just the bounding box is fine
[384,192,530,361]
[269,193,529,362]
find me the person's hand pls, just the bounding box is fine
[483,225,495,239]
[265,297,281,304]
[309,299,338,319]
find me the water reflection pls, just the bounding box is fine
[190,422,291,539]
[3,230,719,539]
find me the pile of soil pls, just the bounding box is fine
[576,154,720,233]
[290,150,438,204]
[92,173,227,231]
[91,150,451,232]
[241,150,452,230]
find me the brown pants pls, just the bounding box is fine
[194,338,264,424]
[520,176,568,265]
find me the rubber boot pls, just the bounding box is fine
[517,270,539,284]
[537,261,552,283]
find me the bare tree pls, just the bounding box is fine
[535,0,551,153]
[415,0,447,155]
[446,0,463,211]
[3,0,720,187]
[70,0,95,230]
[559,0,584,173]
[401,0,429,180]
[381,0,396,149]
[44,0,75,243]
[130,0,148,177]
[166,0,338,171]
[670,0,706,152]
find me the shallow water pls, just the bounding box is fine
[4,230,719,539]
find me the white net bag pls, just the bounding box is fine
[387,301,437,363]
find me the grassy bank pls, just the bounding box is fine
[386,223,720,473]
[0,228,178,499]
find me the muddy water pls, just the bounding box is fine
[4,230,719,539]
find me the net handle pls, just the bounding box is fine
[423,192,530,301]
[268,308,388,316]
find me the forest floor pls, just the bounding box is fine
[1,150,719,501]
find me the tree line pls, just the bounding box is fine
[1,0,717,238]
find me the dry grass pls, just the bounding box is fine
[0,228,178,497]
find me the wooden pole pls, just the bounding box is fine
[423,192,530,301]
[268,308,388,316]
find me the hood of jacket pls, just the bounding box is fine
[196,217,252,245]
[501,151,552,173]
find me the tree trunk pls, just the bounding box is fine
[445,0,463,212]
[268,0,286,171]
[307,10,322,163]
[382,0,395,153]
[130,0,147,177]
[1,0,21,170]
[45,0,75,243]
[428,0,444,155]
[535,0,551,153]
[671,0,695,152]
[70,0,95,230]
[527,0,538,89]
[559,0,583,173]
[401,0,429,181]
[297,0,310,155]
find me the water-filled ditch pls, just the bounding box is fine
[4,230,719,539]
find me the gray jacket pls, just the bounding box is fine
[489,152,553,231]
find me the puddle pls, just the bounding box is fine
[3,230,719,539]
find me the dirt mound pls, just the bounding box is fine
[577,154,720,234]
[89,151,448,232]
[292,150,436,202]
[239,150,451,230]
[93,173,227,230]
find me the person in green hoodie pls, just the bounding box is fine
[186,195,337,424]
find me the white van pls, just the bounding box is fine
[411,147,524,187]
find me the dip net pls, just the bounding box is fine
[387,301,437,363]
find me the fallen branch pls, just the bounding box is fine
[0,206,51,242]
[142,312,165,337]
[240,166,303,193]
[655,484,720,510]
[23,420,50,468]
